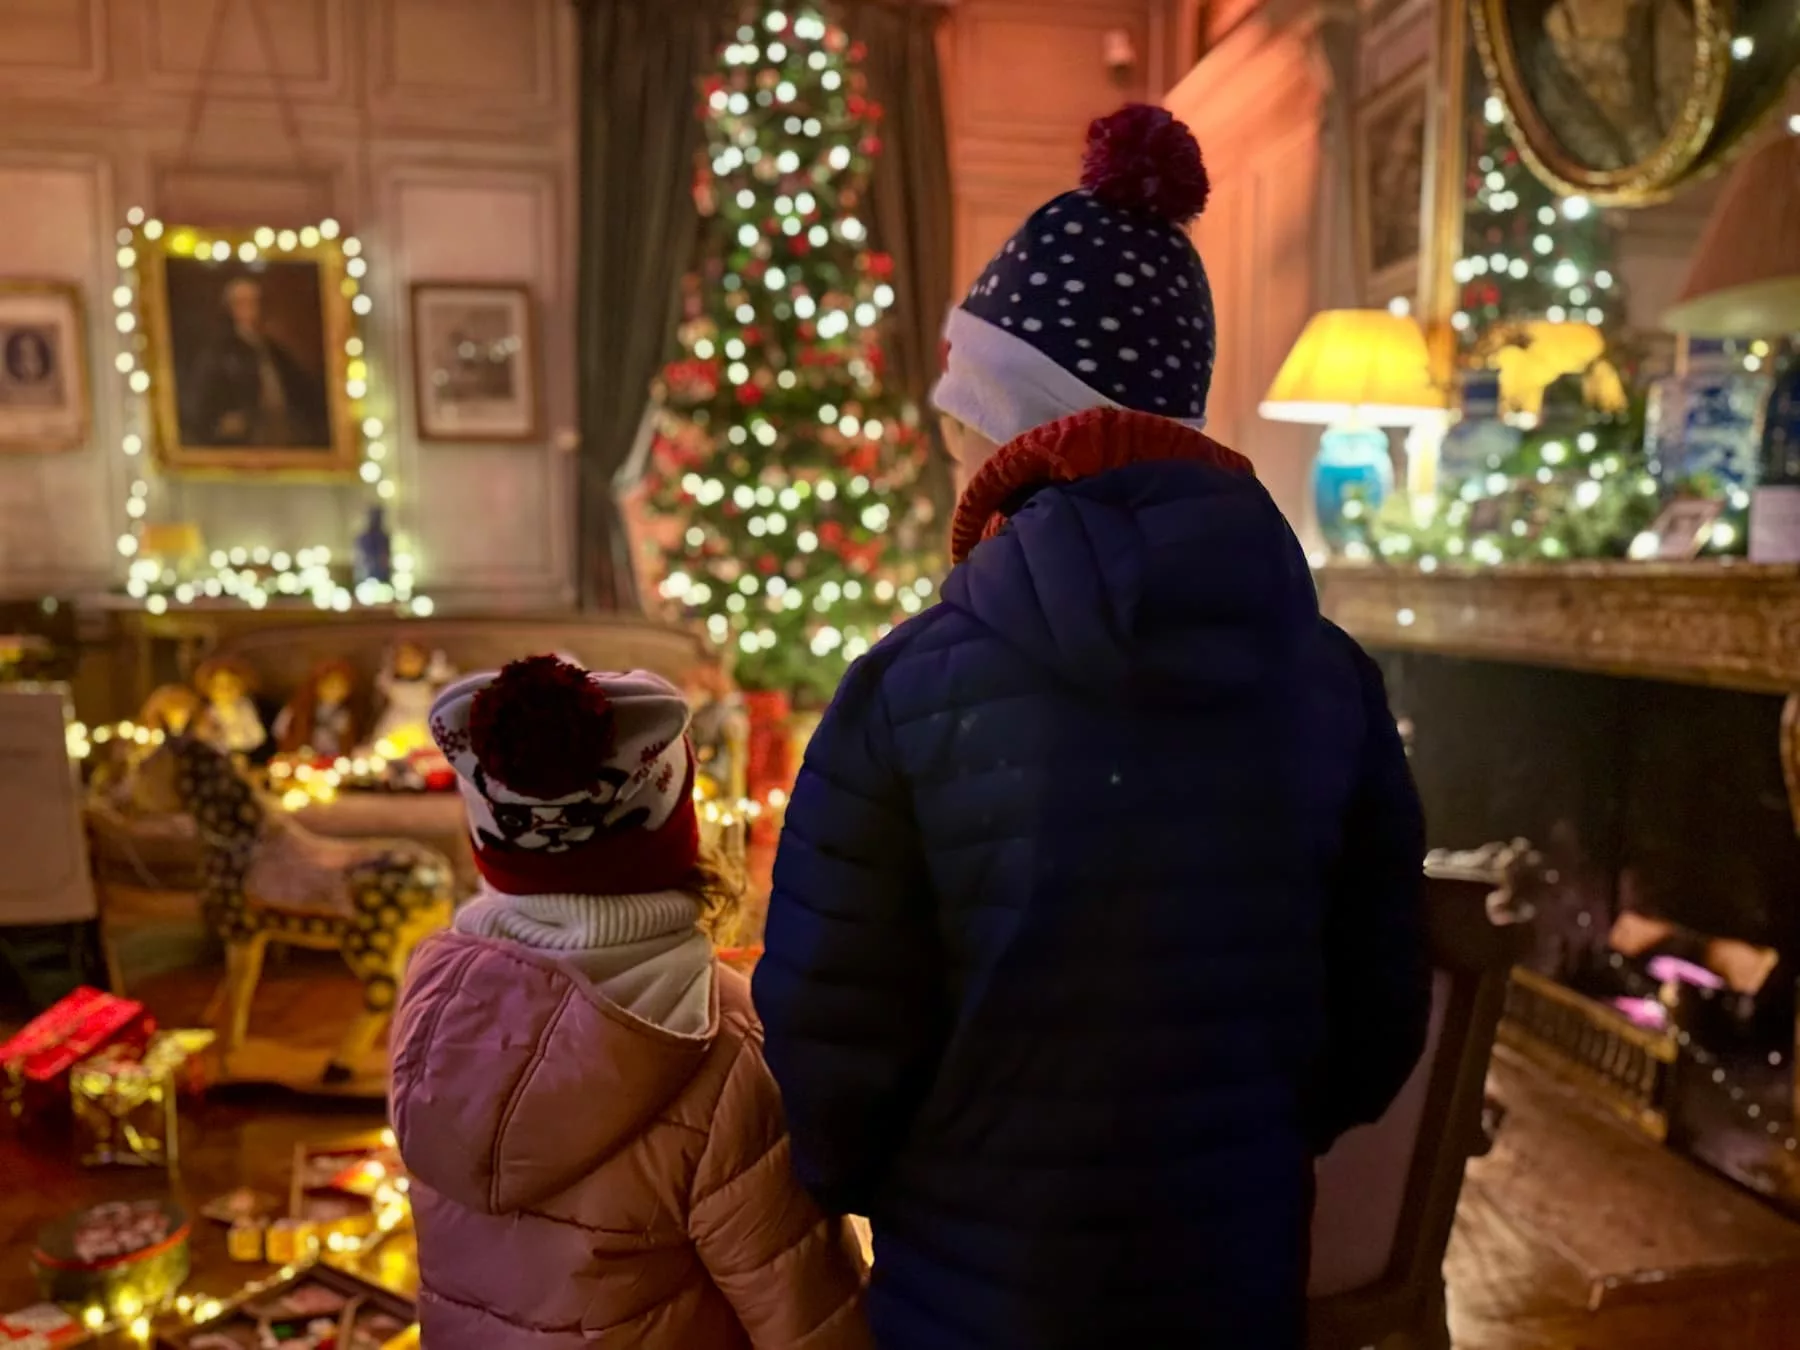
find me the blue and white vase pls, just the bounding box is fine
[1439,369,1522,499]
[1313,426,1394,551]
[1648,338,1770,495]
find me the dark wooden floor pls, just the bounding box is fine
[6,891,1800,1347]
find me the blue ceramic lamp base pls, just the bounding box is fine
[1312,424,1395,550]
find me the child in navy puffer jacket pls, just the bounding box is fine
[754,104,1430,1350]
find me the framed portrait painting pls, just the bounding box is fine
[0,281,89,451]
[1354,63,1431,306]
[137,228,357,476]
[409,283,540,443]
[1471,0,1800,203]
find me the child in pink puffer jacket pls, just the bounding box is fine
[391,656,869,1349]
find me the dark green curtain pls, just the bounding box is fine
[571,0,735,611]
[841,0,958,521]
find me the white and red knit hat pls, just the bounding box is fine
[428,656,699,897]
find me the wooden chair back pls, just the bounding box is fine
[1308,868,1529,1349]
[0,686,97,929]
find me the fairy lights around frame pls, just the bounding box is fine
[110,209,433,616]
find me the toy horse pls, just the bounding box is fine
[133,734,454,1084]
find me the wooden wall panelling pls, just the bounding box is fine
[1167,1,1330,540]
[139,0,345,98]
[0,0,578,607]
[944,0,1161,302]
[0,0,107,89]
[385,164,574,607]
[0,153,118,595]
[367,0,569,134]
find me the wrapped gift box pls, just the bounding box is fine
[1,988,154,1128]
[70,1030,214,1169]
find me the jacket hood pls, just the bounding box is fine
[941,408,1320,702]
[391,932,713,1214]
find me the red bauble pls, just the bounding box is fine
[847,94,866,117]
[819,521,845,546]
[862,136,882,156]
[866,252,894,279]
[737,384,765,406]
[867,101,885,123]
[758,554,779,573]
[849,40,867,61]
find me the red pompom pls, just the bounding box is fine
[1080,104,1210,225]
[468,655,613,800]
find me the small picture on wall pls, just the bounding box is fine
[410,283,539,443]
[1355,62,1430,305]
[0,282,88,451]
[139,229,357,475]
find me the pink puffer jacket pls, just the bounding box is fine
[391,932,870,1349]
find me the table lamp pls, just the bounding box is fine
[1663,126,1800,561]
[1259,309,1444,548]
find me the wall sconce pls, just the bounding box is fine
[1103,28,1136,84]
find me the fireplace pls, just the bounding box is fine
[1378,648,1800,1214]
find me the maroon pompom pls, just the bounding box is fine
[468,655,614,800]
[1080,104,1210,225]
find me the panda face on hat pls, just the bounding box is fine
[468,762,653,856]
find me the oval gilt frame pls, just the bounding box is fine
[1471,0,1800,206]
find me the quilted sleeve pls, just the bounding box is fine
[689,1037,872,1350]
[752,649,944,1216]
[1311,637,1432,1152]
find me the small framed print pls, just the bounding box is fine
[410,282,540,442]
[1649,496,1724,560]
[0,281,89,451]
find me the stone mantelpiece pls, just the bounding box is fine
[1316,562,1800,697]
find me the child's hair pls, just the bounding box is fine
[688,840,747,945]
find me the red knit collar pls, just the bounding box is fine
[949,407,1256,563]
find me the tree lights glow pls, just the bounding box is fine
[643,4,936,700]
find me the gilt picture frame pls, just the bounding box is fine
[1470,0,1800,205]
[1355,61,1432,306]
[0,281,90,452]
[137,226,358,477]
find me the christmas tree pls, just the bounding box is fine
[645,2,936,702]
[1453,92,1624,340]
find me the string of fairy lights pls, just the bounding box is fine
[109,209,432,616]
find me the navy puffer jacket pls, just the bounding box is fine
[755,409,1428,1350]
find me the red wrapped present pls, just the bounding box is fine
[1,987,155,1127]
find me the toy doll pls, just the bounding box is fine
[370,641,454,755]
[192,656,268,758]
[274,660,359,759]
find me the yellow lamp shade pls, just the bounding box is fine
[138,522,203,561]
[1259,309,1444,428]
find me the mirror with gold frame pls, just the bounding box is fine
[1468,0,1800,205]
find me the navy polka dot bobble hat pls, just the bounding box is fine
[933,104,1215,448]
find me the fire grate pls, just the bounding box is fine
[1500,967,1679,1141]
